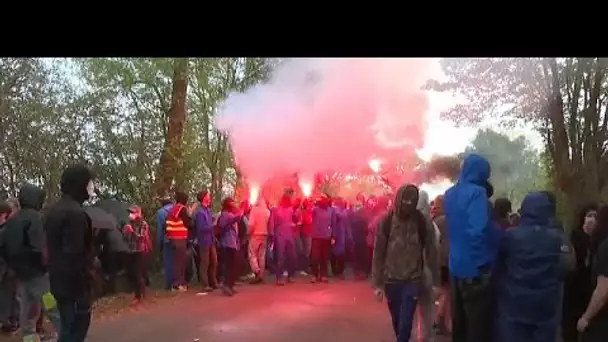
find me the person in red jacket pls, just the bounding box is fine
[298,199,313,275]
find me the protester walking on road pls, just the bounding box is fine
[372,184,439,342]
[46,164,97,342]
[444,154,498,342]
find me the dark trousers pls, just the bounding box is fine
[125,252,146,299]
[497,319,556,342]
[170,239,187,287]
[385,282,420,342]
[162,242,173,290]
[199,245,218,288]
[451,272,495,342]
[275,238,297,279]
[310,238,331,279]
[57,296,92,342]
[331,254,345,276]
[221,247,238,288]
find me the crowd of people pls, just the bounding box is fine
[0,153,607,342]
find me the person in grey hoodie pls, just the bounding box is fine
[372,184,440,342]
[3,184,61,341]
[411,190,440,342]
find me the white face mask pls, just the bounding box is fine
[86,180,95,198]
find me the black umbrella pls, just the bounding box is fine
[85,207,118,231]
[95,199,131,227]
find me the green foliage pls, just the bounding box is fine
[464,128,544,207]
[431,58,608,220]
[0,58,273,216]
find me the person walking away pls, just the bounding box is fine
[217,198,243,296]
[431,195,451,336]
[331,198,351,279]
[310,194,335,283]
[4,184,61,341]
[372,184,439,342]
[122,205,151,306]
[155,195,174,290]
[248,198,270,284]
[412,190,441,342]
[349,194,370,280]
[193,191,218,294]
[269,194,300,285]
[562,204,597,342]
[577,204,608,342]
[45,164,96,342]
[0,201,19,334]
[444,153,498,342]
[494,192,566,342]
[165,191,191,292]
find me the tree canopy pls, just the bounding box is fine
[432,58,608,218]
[463,128,543,206]
[0,58,273,215]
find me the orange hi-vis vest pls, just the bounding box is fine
[165,204,188,240]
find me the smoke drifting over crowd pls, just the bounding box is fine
[215,58,454,199]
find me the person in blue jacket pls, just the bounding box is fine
[444,153,497,342]
[268,194,300,286]
[495,191,565,342]
[331,198,352,279]
[155,195,174,290]
[216,197,243,296]
[193,190,218,294]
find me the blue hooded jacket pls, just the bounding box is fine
[497,192,563,325]
[445,154,495,279]
[155,204,173,248]
[194,206,215,247]
[269,206,298,242]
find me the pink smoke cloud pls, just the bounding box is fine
[215,58,435,185]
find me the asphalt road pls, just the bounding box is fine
[86,279,428,342]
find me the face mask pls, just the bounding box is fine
[86,180,95,198]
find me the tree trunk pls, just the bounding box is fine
[154,58,189,197]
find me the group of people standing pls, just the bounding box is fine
[371,153,608,342]
[155,187,393,297]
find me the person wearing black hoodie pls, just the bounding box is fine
[0,201,19,334]
[45,164,96,342]
[3,184,61,341]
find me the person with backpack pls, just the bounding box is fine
[155,194,174,290]
[194,190,218,294]
[4,184,61,341]
[122,205,152,306]
[165,191,191,292]
[371,184,440,342]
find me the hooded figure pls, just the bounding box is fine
[330,198,352,278]
[444,153,496,342]
[496,192,564,342]
[45,164,95,342]
[372,184,439,342]
[4,184,62,341]
[411,190,441,342]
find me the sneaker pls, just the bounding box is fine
[221,286,234,297]
[299,271,309,276]
[320,277,329,283]
[287,277,295,284]
[310,276,318,284]
[276,278,285,286]
[177,285,188,292]
[130,298,142,307]
[196,286,213,296]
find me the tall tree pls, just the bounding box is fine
[155,58,189,196]
[464,128,542,206]
[431,58,608,219]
